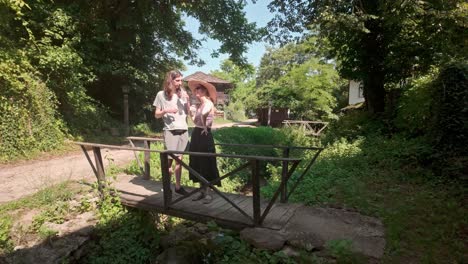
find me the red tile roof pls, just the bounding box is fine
[183,71,231,84]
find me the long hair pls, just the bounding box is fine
[162,70,182,99]
[197,86,217,113]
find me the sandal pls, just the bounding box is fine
[175,186,189,196]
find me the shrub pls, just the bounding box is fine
[429,62,468,154]
[322,111,386,144]
[395,69,437,135]
[428,62,468,178]
[224,101,246,121]
[0,58,66,161]
[0,217,13,254]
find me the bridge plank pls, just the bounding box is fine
[113,174,298,229]
[219,196,254,222]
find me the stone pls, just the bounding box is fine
[286,232,324,251]
[159,227,202,249]
[155,245,203,264]
[280,246,301,257]
[281,206,386,259]
[193,223,208,234]
[239,227,286,251]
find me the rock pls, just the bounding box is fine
[193,223,208,234]
[42,211,97,237]
[281,206,386,259]
[286,232,324,251]
[7,235,89,264]
[75,225,94,237]
[68,199,81,209]
[155,245,203,264]
[239,227,285,251]
[280,246,300,257]
[159,227,202,249]
[13,245,26,251]
[13,209,41,230]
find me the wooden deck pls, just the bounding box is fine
[114,174,302,230]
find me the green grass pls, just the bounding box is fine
[261,134,467,263]
[3,124,465,263]
[0,181,82,213]
[0,181,86,254]
[119,125,468,263]
[213,116,237,125]
[186,116,236,127]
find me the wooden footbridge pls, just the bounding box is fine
[76,137,323,230]
[282,120,328,136]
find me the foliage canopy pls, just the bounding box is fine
[267,0,467,113]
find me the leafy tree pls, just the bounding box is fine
[256,39,346,120]
[211,60,258,119]
[0,1,67,160]
[1,0,264,159]
[267,0,467,113]
[211,60,256,84]
[63,0,264,123]
[3,0,263,124]
[257,37,326,87]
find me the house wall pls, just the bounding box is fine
[257,107,289,127]
[349,80,365,105]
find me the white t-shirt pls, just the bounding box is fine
[153,91,188,130]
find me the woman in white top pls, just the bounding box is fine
[187,80,220,204]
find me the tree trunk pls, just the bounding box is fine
[365,71,386,113]
[362,17,386,113]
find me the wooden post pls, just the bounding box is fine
[267,101,272,126]
[160,152,171,209]
[92,147,106,195]
[280,147,290,203]
[123,86,130,136]
[143,140,151,180]
[251,159,261,226]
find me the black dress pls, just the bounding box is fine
[189,111,221,186]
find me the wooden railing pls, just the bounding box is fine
[75,139,323,226]
[282,120,329,136]
[126,137,323,203]
[127,137,323,203]
[127,136,163,179]
[213,142,324,203]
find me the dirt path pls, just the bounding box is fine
[0,148,136,204]
[0,119,257,204]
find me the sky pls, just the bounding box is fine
[181,0,273,76]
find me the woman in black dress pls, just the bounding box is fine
[187,80,220,204]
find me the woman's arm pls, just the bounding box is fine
[155,107,178,118]
[201,101,214,129]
